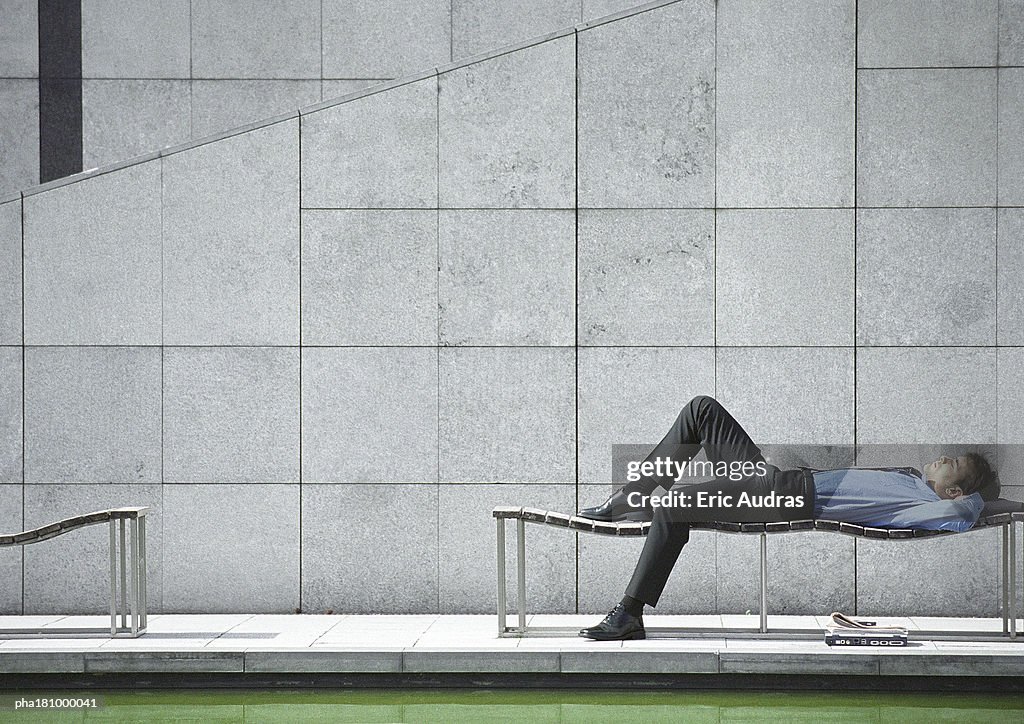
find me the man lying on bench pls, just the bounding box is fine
[576,395,1000,641]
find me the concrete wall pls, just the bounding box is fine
[0,0,645,196]
[0,0,1022,618]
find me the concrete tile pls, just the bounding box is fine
[999,70,1024,206]
[1003,0,1024,65]
[439,36,575,208]
[302,484,438,613]
[561,649,719,674]
[246,650,402,672]
[719,650,878,675]
[0,81,38,196]
[439,210,575,346]
[878,651,1024,677]
[718,0,854,207]
[452,0,579,58]
[0,615,60,628]
[438,484,576,614]
[163,121,299,345]
[301,210,437,345]
[856,208,996,346]
[2,637,103,651]
[82,0,190,77]
[322,0,449,78]
[857,69,996,207]
[578,1,714,208]
[854,443,998,483]
[909,616,1005,632]
[321,80,387,99]
[163,348,299,483]
[578,347,715,484]
[999,349,1024,444]
[162,484,299,613]
[578,210,714,346]
[999,210,1024,344]
[302,348,437,483]
[0,0,37,77]
[717,348,855,444]
[858,527,1000,617]
[719,531,854,616]
[23,162,161,345]
[997,350,1024,510]
[582,0,643,21]
[22,484,161,615]
[192,80,320,138]
[138,613,250,632]
[577,487,717,615]
[0,348,21,483]
[405,649,559,672]
[83,79,189,167]
[0,484,22,613]
[0,200,19,345]
[0,652,84,673]
[85,651,245,673]
[858,0,998,68]
[301,78,437,208]
[439,348,574,482]
[191,0,320,79]
[25,347,161,483]
[856,348,997,444]
[716,210,855,346]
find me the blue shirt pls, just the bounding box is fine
[812,468,984,532]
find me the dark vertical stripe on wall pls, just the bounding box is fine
[38,0,83,182]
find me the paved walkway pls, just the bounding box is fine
[1,614,1022,680]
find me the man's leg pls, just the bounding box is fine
[581,396,766,637]
[624,395,766,495]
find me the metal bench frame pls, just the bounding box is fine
[0,506,149,638]
[493,507,1023,642]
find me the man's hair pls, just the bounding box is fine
[963,452,1000,501]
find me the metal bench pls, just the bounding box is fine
[0,506,149,638]
[492,506,1023,641]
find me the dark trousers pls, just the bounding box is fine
[623,395,815,607]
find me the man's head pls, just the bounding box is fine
[924,452,999,501]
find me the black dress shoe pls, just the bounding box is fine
[579,603,646,640]
[578,489,653,522]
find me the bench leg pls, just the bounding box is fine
[517,518,527,633]
[139,516,148,631]
[119,519,127,630]
[1004,524,1010,635]
[759,532,768,634]
[496,517,507,635]
[109,521,117,636]
[1011,521,1018,640]
[129,517,139,637]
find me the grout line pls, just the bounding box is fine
[713,0,718,616]
[713,0,718,395]
[20,194,25,614]
[319,0,324,94]
[574,25,580,615]
[435,69,442,615]
[852,0,859,616]
[298,115,304,614]
[10,343,1024,350]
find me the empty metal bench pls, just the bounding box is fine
[492,506,1023,641]
[0,506,149,638]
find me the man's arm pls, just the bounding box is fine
[887,493,985,532]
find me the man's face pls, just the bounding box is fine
[924,455,975,499]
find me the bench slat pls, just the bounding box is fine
[491,507,1014,540]
[0,507,146,547]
